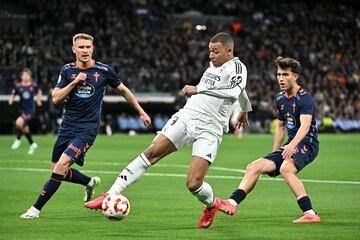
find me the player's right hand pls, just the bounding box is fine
[74,72,87,84]
[235,112,250,129]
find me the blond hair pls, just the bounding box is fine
[72,33,94,45]
[21,67,32,76]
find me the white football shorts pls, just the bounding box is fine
[158,112,222,163]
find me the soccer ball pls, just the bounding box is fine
[102,193,130,221]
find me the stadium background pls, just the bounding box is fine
[0,0,359,135]
[0,1,360,239]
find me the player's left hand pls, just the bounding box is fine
[180,85,197,97]
[235,112,250,129]
[281,143,297,160]
[140,112,152,127]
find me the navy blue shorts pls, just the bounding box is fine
[20,111,34,125]
[263,141,319,177]
[52,124,98,166]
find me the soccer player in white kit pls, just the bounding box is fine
[85,32,252,228]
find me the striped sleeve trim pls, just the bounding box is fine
[233,60,242,74]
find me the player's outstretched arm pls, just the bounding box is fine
[52,72,87,104]
[117,83,151,127]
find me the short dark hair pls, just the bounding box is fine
[275,56,301,74]
[210,32,234,48]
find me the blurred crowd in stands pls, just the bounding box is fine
[0,0,359,133]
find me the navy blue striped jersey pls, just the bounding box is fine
[275,88,318,144]
[12,83,39,114]
[55,61,121,129]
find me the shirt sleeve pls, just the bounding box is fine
[11,86,19,96]
[55,66,69,89]
[34,84,39,93]
[300,93,315,115]
[276,98,285,121]
[238,89,252,112]
[106,66,121,88]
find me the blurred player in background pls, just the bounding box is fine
[20,33,151,219]
[218,57,321,224]
[8,68,42,155]
[85,32,252,228]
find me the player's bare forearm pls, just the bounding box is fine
[281,115,311,159]
[273,121,286,151]
[117,83,151,126]
[8,95,15,105]
[52,84,76,104]
[287,115,311,148]
[52,73,86,104]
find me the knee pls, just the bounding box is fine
[246,160,262,175]
[279,165,296,178]
[186,177,202,191]
[53,160,71,175]
[15,120,23,129]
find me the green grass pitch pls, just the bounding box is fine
[0,134,359,239]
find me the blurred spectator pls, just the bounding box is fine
[153,113,169,131]
[0,0,359,133]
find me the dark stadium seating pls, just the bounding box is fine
[0,0,359,133]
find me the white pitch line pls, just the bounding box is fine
[0,159,246,173]
[0,167,359,185]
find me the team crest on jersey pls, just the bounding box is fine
[75,82,95,98]
[285,112,296,129]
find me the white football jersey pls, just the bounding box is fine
[179,57,250,133]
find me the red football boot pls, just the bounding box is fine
[84,193,109,210]
[198,198,221,228]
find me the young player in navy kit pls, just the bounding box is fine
[217,57,321,225]
[20,33,151,219]
[8,68,43,155]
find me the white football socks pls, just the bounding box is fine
[191,182,215,208]
[305,209,316,215]
[108,153,151,195]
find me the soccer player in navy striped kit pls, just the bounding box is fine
[8,68,43,155]
[218,57,321,224]
[20,33,151,219]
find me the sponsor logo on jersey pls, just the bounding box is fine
[285,113,296,129]
[201,72,221,86]
[22,90,31,100]
[75,82,95,98]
